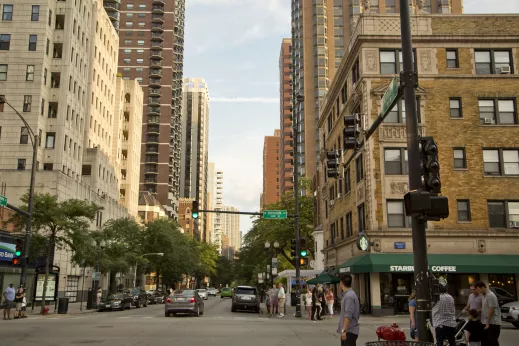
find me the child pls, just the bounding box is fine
[21,294,27,318]
[464,309,483,346]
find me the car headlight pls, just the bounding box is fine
[511,306,519,311]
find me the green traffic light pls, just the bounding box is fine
[300,250,307,257]
[192,212,199,219]
[15,250,21,256]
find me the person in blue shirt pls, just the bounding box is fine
[409,291,418,341]
[3,283,15,320]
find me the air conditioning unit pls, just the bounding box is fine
[330,200,335,206]
[484,118,494,125]
[337,193,342,199]
[499,65,511,74]
[511,221,519,229]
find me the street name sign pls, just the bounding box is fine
[263,210,288,219]
[380,76,399,117]
[0,195,7,207]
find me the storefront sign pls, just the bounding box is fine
[339,267,351,273]
[390,265,457,272]
[0,241,16,262]
[394,242,406,249]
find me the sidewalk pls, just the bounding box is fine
[26,302,98,316]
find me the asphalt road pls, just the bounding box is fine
[2,296,517,346]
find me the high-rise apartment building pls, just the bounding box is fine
[180,78,209,242]
[206,162,216,243]
[117,0,186,218]
[261,130,281,210]
[212,170,223,251]
[279,38,294,196]
[290,0,463,181]
[0,0,141,297]
[222,206,240,253]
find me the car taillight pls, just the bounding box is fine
[189,298,195,303]
[166,298,171,303]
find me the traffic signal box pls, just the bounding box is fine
[191,201,199,219]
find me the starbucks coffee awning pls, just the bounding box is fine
[338,253,519,274]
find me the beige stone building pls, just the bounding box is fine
[260,129,281,210]
[113,78,143,218]
[318,13,519,315]
[0,0,142,300]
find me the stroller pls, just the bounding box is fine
[428,312,470,346]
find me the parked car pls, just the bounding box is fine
[98,292,133,311]
[221,287,233,298]
[147,290,166,304]
[207,287,218,296]
[196,288,208,300]
[165,289,204,317]
[501,301,519,328]
[128,287,148,308]
[231,286,260,313]
[490,287,516,306]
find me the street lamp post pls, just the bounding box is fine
[293,94,304,318]
[92,239,106,308]
[133,252,164,288]
[264,241,280,287]
[0,96,39,289]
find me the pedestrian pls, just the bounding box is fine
[277,283,286,318]
[14,287,24,319]
[269,284,278,317]
[326,286,335,318]
[474,281,501,346]
[21,294,27,319]
[431,284,457,346]
[311,286,321,321]
[3,283,15,320]
[305,287,313,320]
[463,284,483,317]
[465,309,484,346]
[96,287,102,306]
[408,291,419,341]
[337,274,360,346]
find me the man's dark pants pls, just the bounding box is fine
[340,332,358,346]
[482,324,500,346]
[435,326,456,346]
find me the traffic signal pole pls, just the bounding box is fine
[399,0,432,342]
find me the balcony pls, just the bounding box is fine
[146,134,159,143]
[151,32,163,41]
[149,78,161,88]
[148,106,160,115]
[145,155,158,163]
[151,23,164,32]
[146,145,159,154]
[145,176,157,183]
[144,164,158,174]
[148,96,160,105]
[147,124,160,134]
[147,115,160,124]
[152,5,164,13]
[151,41,163,49]
[104,2,120,11]
[106,11,120,22]
[153,0,165,5]
[149,69,162,78]
[148,88,161,97]
[152,14,164,23]
[150,50,163,60]
[150,60,162,68]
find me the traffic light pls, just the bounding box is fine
[191,200,199,219]
[12,239,22,265]
[326,151,340,178]
[299,238,307,257]
[290,239,296,257]
[299,257,308,266]
[343,114,361,150]
[419,137,441,196]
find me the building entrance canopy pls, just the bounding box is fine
[338,254,519,274]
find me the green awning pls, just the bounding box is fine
[338,253,519,274]
[307,272,340,285]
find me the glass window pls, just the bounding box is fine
[2,4,13,21]
[46,133,56,148]
[356,154,364,183]
[478,100,495,124]
[475,50,512,74]
[488,201,506,228]
[126,4,134,9]
[453,148,466,169]
[483,149,500,175]
[475,51,491,74]
[123,58,130,64]
[449,98,462,118]
[20,127,29,144]
[488,275,517,301]
[387,200,406,228]
[457,200,471,221]
[380,51,396,74]
[125,22,133,27]
[503,150,519,175]
[384,148,407,175]
[17,159,26,170]
[0,64,7,80]
[0,34,10,50]
[23,95,32,112]
[124,49,131,55]
[509,202,519,226]
[497,100,515,124]
[26,65,34,81]
[137,40,144,46]
[446,49,458,68]
[357,204,365,233]
[136,58,143,64]
[380,273,394,309]
[31,5,40,21]
[137,49,144,54]
[28,34,37,51]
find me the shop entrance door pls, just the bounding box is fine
[392,273,413,314]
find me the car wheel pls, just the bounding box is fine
[221,296,223,299]
[136,301,141,308]
[165,311,170,317]
[513,322,519,329]
[143,300,147,307]
[231,304,236,312]
[194,306,200,317]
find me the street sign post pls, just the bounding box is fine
[380,76,399,116]
[263,210,288,219]
[0,195,7,207]
[92,272,101,281]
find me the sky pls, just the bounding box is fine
[182,0,519,236]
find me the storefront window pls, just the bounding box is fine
[379,273,414,313]
[380,273,393,308]
[435,274,479,307]
[489,274,517,302]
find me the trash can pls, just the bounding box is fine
[58,297,69,314]
[365,342,434,346]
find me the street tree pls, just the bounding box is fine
[6,193,100,313]
[210,255,235,288]
[192,241,218,287]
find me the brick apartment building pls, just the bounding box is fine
[279,38,293,196]
[318,13,519,315]
[261,130,281,210]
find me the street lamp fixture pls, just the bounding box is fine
[0,95,39,289]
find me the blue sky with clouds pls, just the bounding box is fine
[183,0,519,236]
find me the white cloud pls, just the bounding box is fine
[210,97,278,103]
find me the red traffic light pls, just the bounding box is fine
[12,258,21,265]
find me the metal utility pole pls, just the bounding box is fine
[293,94,304,318]
[399,0,432,342]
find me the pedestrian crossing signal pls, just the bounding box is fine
[299,258,308,266]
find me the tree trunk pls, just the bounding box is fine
[40,240,51,314]
[109,272,117,294]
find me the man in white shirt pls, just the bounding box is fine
[277,283,286,318]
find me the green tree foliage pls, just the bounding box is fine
[6,193,100,313]
[192,241,219,286]
[210,256,235,288]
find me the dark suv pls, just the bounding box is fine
[129,287,148,308]
[231,286,260,313]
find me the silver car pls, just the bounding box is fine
[196,289,208,300]
[207,287,218,297]
[165,289,204,317]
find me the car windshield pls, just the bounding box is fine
[197,289,206,292]
[174,290,195,297]
[109,293,125,300]
[222,288,231,292]
[237,288,256,295]
[131,288,140,295]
